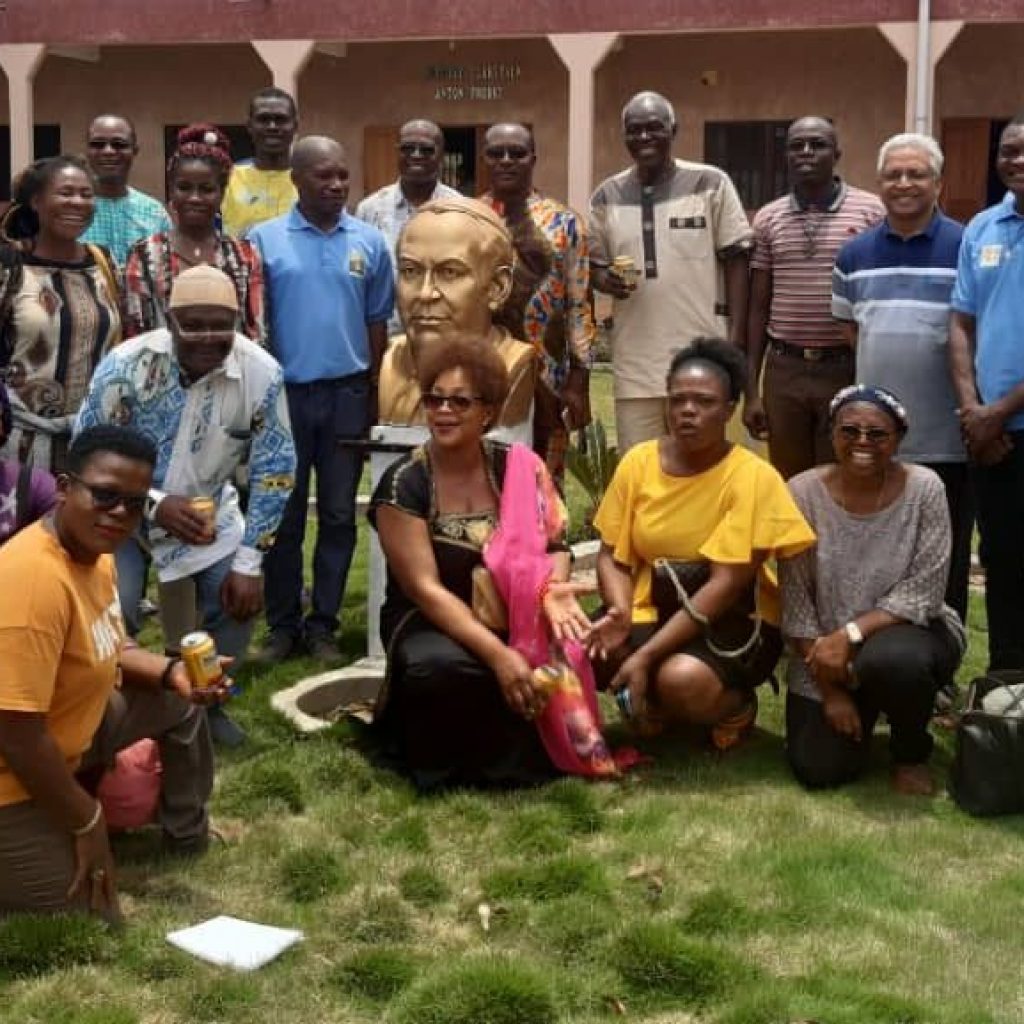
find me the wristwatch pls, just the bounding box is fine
[844,621,865,646]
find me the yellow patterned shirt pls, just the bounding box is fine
[221,163,297,238]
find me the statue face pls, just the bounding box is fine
[396,212,511,346]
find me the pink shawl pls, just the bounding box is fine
[483,443,616,777]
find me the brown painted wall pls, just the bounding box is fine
[593,28,906,196]
[935,22,1024,122]
[28,45,271,199]
[298,39,569,203]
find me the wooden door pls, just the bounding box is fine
[362,126,400,201]
[941,118,991,224]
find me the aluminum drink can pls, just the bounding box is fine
[180,631,222,689]
[612,255,637,285]
[191,497,217,539]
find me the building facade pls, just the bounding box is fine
[2,1,1023,220]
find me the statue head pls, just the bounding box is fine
[396,196,514,348]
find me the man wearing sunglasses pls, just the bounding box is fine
[75,266,296,743]
[480,122,595,482]
[0,425,225,919]
[80,113,171,265]
[355,119,459,336]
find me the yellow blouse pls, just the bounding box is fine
[593,441,815,625]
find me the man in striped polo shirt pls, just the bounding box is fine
[832,133,968,624]
[745,117,884,479]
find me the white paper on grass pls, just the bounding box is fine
[166,915,304,971]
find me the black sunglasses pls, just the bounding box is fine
[87,139,134,152]
[67,473,148,514]
[484,145,531,161]
[422,392,482,414]
[399,143,438,157]
[836,425,893,444]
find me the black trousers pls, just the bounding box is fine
[920,461,973,625]
[786,621,961,790]
[972,433,1024,670]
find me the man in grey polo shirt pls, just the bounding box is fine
[832,133,968,622]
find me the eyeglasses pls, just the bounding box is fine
[422,392,482,413]
[87,138,134,152]
[786,138,834,154]
[169,315,235,342]
[836,425,893,444]
[624,124,671,141]
[484,145,531,161]
[399,142,438,157]
[67,473,148,514]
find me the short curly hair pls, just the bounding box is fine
[416,337,510,411]
[666,337,747,402]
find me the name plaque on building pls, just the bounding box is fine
[428,62,521,101]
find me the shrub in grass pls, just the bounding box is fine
[383,813,431,853]
[540,777,603,834]
[482,854,610,903]
[389,957,558,1024]
[184,975,260,1022]
[346,891,414,943]
[612,920,731,1007]
[220,758,304,816]
[0,913,111,979]
[398,864,448,907]
[534,895,619,964]
[279,847,350,903]
[681,886,756,936]
[331,946,420,1001]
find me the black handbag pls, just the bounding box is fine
[950,671,1024,816]
[650,559,762,661]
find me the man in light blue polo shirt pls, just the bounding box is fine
[833,132,968,622]
[950,116,1024,672]
[250,136,393,661]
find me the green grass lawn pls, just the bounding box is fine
[3,370,1022,1024]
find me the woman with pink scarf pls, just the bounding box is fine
[369,338,614,790]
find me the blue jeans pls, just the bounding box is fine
[115,537,254,662]
[264,374,368,639]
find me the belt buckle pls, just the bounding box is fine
[804,348,823,362]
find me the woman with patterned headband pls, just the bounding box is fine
[780,384,965,795]
[123,124,265,343]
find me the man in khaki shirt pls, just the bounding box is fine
[590,91,753,452]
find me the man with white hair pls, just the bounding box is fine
[589,90,752,452]
[831,133,969,622]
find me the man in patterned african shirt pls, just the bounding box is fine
[480,122,595,481]
[75,267,295,743]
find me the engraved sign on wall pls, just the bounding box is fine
[428,63,522,101]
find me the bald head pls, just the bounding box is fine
[786,116,840,193]
[622,91,676,132]
[291,135,345,174]
[86,114,138,192]
[400,119,443,146]
[788,116,837,147]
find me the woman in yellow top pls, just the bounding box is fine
[589,338,815,747]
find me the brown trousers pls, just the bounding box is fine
[0,686,212,916]
[763,346,854,480]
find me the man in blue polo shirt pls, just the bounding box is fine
[950,115,1024,672]
[250,136,393,661]
[833,133,968,622]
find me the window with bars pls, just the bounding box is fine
[704,120,789,212]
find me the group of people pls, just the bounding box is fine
[0,78,1020,920]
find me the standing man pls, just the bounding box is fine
[950,116,1024,672]
[355,119,459,337]
[589,91,752,453]
[481,122,594,479]
[80,114,172,266]
[222,88,299,239]
[250,137,393,662]
[76,266,296,745]
[745,116,884,479]
[832,133,970,623]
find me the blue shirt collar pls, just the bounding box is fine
[995,190,1024,221]
[883,209,942,240]
[286,203,351,234]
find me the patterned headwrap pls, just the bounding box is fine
[829,384,909,432]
